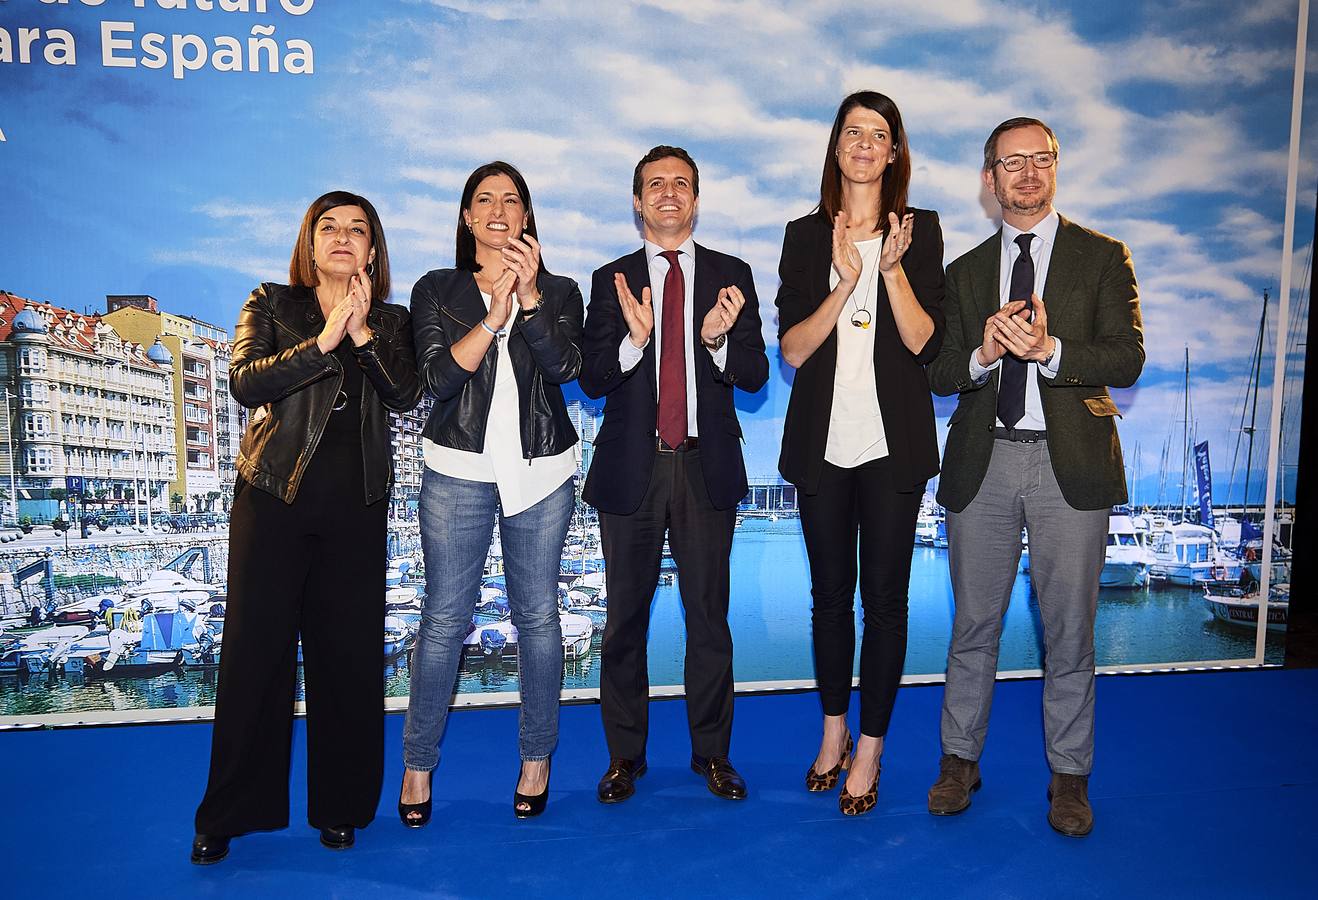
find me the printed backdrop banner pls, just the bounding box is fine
[0,1,1312,726]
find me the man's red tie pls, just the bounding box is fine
[657,249,687,449]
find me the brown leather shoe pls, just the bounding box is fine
[1047,772,1093,837]
[597,758,646,804]
[691,755,747,800]
[927,753,981,815]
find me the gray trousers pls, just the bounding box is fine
[941,438,1107,775]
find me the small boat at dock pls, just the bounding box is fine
[1202,581,1288,632]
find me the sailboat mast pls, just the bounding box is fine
[1242,289,1268,518]
[1180,347,1190,520]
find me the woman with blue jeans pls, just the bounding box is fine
[402,161,583,822]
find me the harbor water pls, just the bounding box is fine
[0,517,1283,719]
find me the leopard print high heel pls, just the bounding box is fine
[838,764,880,816]
[805,734,853,792]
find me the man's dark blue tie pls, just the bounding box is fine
[996,232,1036,429]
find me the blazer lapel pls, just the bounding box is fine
[1040,214,1081,315]
[620,248,656,402]
[970,229,1002,322]
[808,214,833,306]
[693,242,718,360]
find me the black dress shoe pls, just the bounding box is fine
[597,757,647,804]
[399,769,433,828]
[514,758,551,819]
[319,825,355,850]
[190,833,230,865]
[691,755,747,800]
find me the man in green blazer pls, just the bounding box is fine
[925,117,1144,837]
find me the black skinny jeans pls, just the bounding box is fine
[798,457,924,738]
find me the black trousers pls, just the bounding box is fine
[194,435,387,835]
[598,448,737,760]
[798,457,924,738]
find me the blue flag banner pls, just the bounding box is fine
[1194,442,1214,528]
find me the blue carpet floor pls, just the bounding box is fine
[4,668,1315,899]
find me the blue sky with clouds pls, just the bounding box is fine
[2,0,1313,504]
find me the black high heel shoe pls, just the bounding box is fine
[513,759,551,819]
[398,769,433,828]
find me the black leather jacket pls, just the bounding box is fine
[410,268,582,457]
[231,283,421,505]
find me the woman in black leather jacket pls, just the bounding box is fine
[192,191,420,865]
[400,161,582,823]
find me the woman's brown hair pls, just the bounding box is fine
[289,190,391,300]
[817,91,911,234]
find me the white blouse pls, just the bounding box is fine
[825,236,889,468]
[423,291,577,516]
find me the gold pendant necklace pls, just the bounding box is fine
[848,242,882,329]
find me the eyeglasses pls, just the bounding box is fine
[993,151,1057,172]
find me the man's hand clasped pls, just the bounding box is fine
[977,293,1055,367]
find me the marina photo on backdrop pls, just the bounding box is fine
[0,0,1312,725]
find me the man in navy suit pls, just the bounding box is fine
[581,145,768,803]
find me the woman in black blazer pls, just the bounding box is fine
[776,91,945,816]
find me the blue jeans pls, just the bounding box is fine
[403,470,573,770]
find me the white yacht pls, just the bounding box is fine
[1150,522,1242,586]
[1101,514,1154,588]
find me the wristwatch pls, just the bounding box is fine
[1040,338,1057,368]
[702,334,727,351]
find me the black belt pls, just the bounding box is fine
[994,427,1047,443]
[657,436,699,453]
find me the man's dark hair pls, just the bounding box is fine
[983,117,1060,172]
[632,145,700,198]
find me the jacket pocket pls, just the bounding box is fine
[1082,396,1121,417]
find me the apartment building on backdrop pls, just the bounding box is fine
[0,291,178,522]
[103,295,246,513]
[1,288,435,523]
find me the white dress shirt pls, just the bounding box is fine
[424,291,576,516]
[617,238,729,437]
[969,210,1063,430]
[826,235,888,467]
